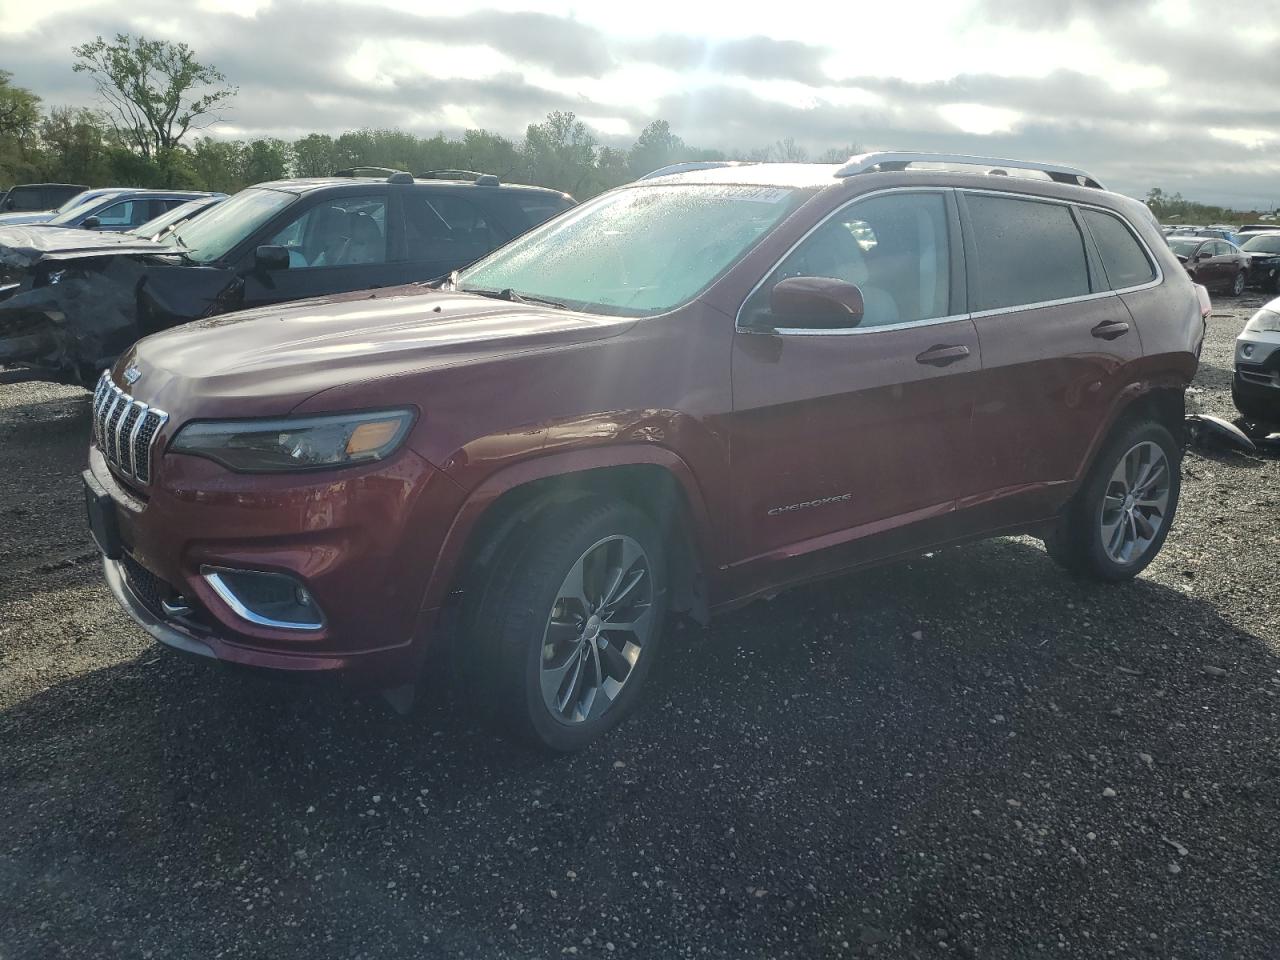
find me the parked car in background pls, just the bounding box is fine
[1163,225,1239,244]
[1167,235,1249,295]
[0,170,574,383]
[1239,232,1280,293]
[0,187,125,227]
[0,182,89,214]
[84,151,1205,750]
[40,189,218,232]
[1232,296,1280,428]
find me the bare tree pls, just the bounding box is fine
[72,33,236,160]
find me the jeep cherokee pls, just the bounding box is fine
[85,152,1207,751]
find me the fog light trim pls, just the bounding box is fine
[201,566,326,631]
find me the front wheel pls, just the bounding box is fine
[1045,420,1181,581]
[466,498,669,751]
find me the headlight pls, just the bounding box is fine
[171,409,415,472]
[1244,308,1280,333]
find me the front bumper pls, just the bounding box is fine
[89,441,467,684]
[1233,330,1280,422]
[1246,260,1280,289]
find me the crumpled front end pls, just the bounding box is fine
[0,250,145,383]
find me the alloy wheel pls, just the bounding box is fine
[539,534,655,724]
[1099,440,1172,565]
[1232,271,1245,296]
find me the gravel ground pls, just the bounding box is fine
[1,302,1277,960]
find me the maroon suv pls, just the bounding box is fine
[86,152,1206,751]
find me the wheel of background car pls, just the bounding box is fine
[1231,270,1245,297]
[1044,419,1181,582]
[464,497,669,751]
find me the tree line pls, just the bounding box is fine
[0,34,853,200]
[0,33,1268,217]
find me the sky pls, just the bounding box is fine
[1,0,1278,208]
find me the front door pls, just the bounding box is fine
[728,189,979,579]
[239,191,405,308]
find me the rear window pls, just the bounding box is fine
[1081,209,1156,289]
[966,194,1090,311]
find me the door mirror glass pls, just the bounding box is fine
[770,276,865,328]
[81,215,101,229]
[255,244,291,271]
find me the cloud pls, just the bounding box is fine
[2,0,1279,207]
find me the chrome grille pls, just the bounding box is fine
[92,371,168,484]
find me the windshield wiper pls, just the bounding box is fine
[460,286,567,310]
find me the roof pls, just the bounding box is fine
[637,163,844,188]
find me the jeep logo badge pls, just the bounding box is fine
[123,366,141,386]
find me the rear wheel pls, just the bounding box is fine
[465,498,668,751]
[1230,270,1246,297]
[1045,420,1181,581]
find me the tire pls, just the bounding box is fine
[1230,270,1246,297]
[1045,419,1181,582]
[464,497,669,751]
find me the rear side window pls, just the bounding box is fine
[403,192,502,264]
[1081,209,1156,289]
[513,193,573,229]
[966,194,1090,311]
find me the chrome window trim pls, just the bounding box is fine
[736,183,1167,337]
[202,567,326,632]
[735,185,957,336]
[773,312,972,337]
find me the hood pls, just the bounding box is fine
[0,212,55,227]
[0,225,171,267]
[119,285,633,419]
[1245,250,1280,261]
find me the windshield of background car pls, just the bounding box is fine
[1167,238,1201,256]
[46,197,115,225]
[457,183,807,316]
[52,190,110,214]
[1241,235,1280,254]
[128,199,213,238]
[160,188,296,263]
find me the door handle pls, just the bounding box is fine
[915,344,971,367]
[1091,320,1131,340]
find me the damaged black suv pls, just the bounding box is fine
[0,170,575,384]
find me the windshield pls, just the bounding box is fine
[1167,238,1201,256]
[1241,234,1280,254]
[128,199,215,239]
[457,183,806,316]
[160,187,296,263]
[54,189,112,214]
[47,196,118,226]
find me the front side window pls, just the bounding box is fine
[268,195,387,269]
[160,187,297,263]
[966,194,1090,311]
[1167,237,1200,257]
[1081,209,1156,289]
[740,191,952,330]
[93,199,143,227]
[457,184,807,316]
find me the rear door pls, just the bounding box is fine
[958,191,1144,521]
[238,190,404,307]
[729,188,979,569]
[397,189,510,282]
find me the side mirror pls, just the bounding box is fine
[255,245,290,271]
[1196,250,1214,261]
[81,215,101,229]
[769,276,865,329]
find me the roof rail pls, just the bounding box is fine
[418,169,501,186]
[834,152,1106,189]
[332,166,411,180]
[637,160,755,181]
